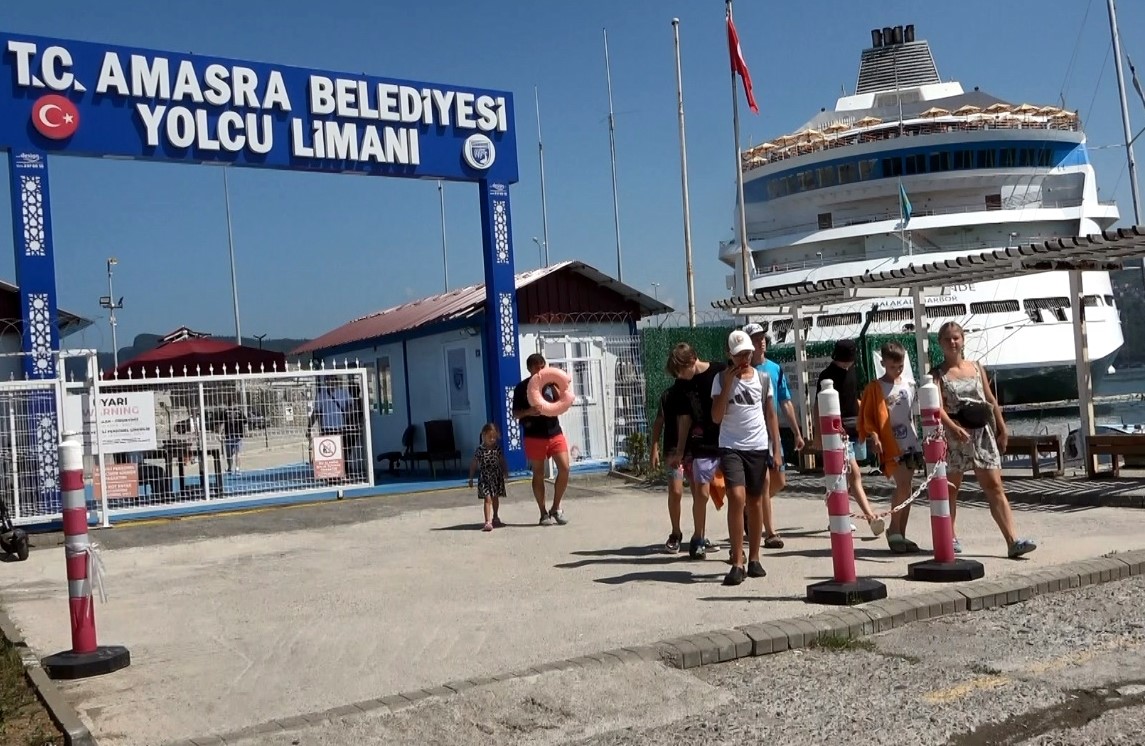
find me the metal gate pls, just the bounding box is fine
[538,333,646,469]
[2,349,376,528]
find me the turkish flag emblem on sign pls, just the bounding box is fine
[31,94,80,140]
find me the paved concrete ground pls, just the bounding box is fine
[3,476,1144,745]
[256,571,1145,745]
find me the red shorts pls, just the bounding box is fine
[524,433,568,462]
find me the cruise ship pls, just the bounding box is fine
[722,24,1124,405]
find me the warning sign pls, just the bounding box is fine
[311,434,345,479]
[92,463,140,501]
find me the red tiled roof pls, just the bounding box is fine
[291,260,669,355]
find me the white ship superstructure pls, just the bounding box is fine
[720,24,1123,404]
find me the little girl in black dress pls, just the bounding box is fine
[468,422,508,531]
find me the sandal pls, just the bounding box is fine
[887,533,919,554]
[1008,539,1037,559]
[764,534,785,549]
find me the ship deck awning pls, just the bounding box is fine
[713,226,1145,313]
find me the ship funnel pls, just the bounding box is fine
[892,25,904,44]
[904,24,915,43]
[871,29,884,48]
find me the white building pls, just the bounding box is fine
[293,261,670,472]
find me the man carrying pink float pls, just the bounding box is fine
[512,353,575,526]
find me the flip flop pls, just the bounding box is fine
[887,533,919,554]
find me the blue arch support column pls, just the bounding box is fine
[478,179,524,472]
[7,148,62,514]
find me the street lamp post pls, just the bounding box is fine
[99,258,123,369]
[651,282,661,300]
[253,333,267,350]
[531,236,546,269]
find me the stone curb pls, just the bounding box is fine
[167,549,1145,746]
[0,607,95,746]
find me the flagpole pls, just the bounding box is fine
[727,0,751,296]
[672,17,697,327]
[899,179,906,256]
[534,85,551,267]
[603,28,625,282]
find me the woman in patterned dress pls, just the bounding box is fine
[931,321,1036,559]
[469,422,508,532]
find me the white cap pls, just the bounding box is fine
[742,322,766,338]
[728,330,754,356]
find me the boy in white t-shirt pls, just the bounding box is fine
[711,330,781,586]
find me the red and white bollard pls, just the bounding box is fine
[42,433,131,680]
[908,376,984,582]
[806,380,887,605]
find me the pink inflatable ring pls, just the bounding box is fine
[527,366,575,416]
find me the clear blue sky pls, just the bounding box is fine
[1,0,1143,354]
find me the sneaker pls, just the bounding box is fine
[482,522,493,532]
[702,537,718,552]
[764,534,785,549]
[747,560,767,578]
[723,565,746,586]
[491,517,505,528]
[549,509,568,526]
[1008,539,1037,559]
[952,537,963,554]
[539,514,554,526]
[665,533,682,553]
[688,536,707,560]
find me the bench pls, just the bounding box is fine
[1003,435,1063,478]
[1085,434,1145,477]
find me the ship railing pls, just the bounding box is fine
[742,116,1081,171]
[736,228,1112,278]
[733,197,1095,244]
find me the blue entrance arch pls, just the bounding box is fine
[0,33,526,509]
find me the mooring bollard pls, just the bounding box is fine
[41,433,131,680]
[806,380,887,605]
[907,376,985,583]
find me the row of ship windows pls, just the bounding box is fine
[760,294,1113,333]
[757,144,1076,202]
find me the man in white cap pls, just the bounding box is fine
[742,322,805,549]
[711,329,780,585]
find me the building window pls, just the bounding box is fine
[816,312,862,327]
[867,308,914,323]
[376,356,394,415]
[970,300,1020,314]
[1024,297,1069,310]
[924,303,966,318]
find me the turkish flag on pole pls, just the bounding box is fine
[726,13,759,114]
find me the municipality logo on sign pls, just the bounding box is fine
[14,152,43,169]
[463,133,495,170]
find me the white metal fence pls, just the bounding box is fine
[536,332,646,469]
[3,351,374,527]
